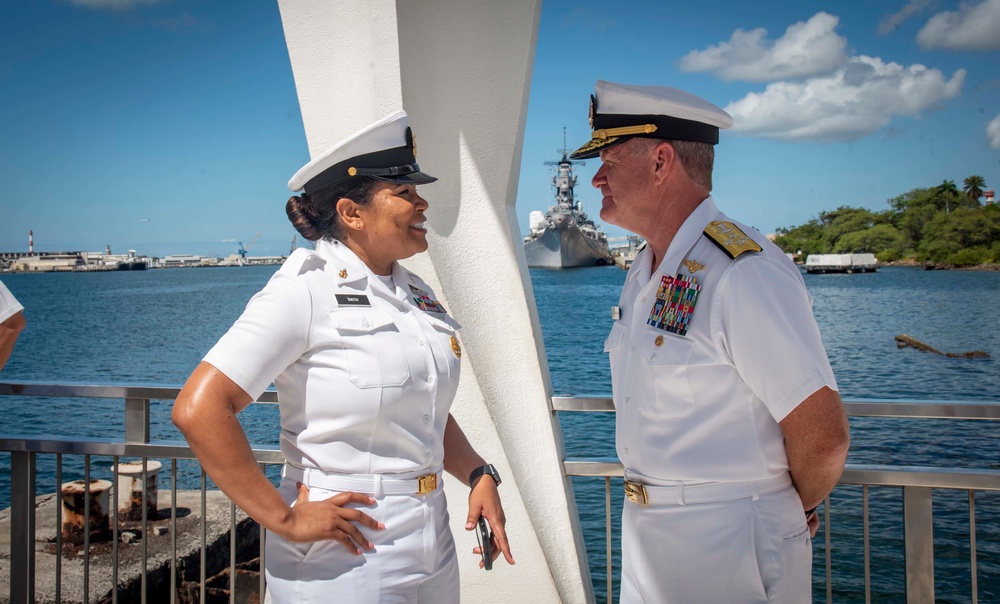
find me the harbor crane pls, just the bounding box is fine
[237,230,262,265]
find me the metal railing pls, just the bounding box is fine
[1,383,282,604]
[2,382,999,603]
[554,395,1000,604]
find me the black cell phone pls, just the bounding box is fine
[477,516,493,571]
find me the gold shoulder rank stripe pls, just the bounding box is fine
[703,221,762,259]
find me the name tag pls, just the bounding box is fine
[335,294,371,307]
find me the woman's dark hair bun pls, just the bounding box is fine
[286,194,323,241]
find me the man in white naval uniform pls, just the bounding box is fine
[570,81,850,602]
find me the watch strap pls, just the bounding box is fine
[469,463,501,488]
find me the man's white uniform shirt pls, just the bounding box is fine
[606,197,838,485]
[0,280,23,324]
[204,239,461,477]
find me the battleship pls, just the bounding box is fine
[524,141,613,268]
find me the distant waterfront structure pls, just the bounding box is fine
[161,255,206,268]
[8,252,84,272]
[1,249,153,272]
[805,253,878,274]
[986,189,995,204]
[28,230,33,254]
[0,249,285,272]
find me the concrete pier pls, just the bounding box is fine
[0,490,260,604]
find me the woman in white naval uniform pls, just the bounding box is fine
[173,111,513,603]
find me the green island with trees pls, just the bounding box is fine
[773,175,999,268]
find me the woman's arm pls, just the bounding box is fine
[172,362,383,552]
[0,310,25,370]
[443,414,515,566]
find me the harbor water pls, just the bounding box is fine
[2,264,999,601]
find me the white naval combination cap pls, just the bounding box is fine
[569,80,734,160]
[288,110,437,195]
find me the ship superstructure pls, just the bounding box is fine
[524,142,613,269]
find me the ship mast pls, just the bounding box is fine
[544,127,584,211]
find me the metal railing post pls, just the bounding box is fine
[125,397,150,443]
[11,450,36,604]
[903,486,935,603]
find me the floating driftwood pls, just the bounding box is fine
[895,334,990,359]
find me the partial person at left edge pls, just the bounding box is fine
[172,110,513,604]
[0,279,26,370]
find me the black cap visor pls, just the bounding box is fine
[569,135,632,160]
[304,145,436,195]
[368,168,437,185]
[570,112,722,160]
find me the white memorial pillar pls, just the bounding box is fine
[277,2,593,601]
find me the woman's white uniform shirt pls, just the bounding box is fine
[205,238,460,475]
[204,238,462,603]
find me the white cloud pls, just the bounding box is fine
[69,0,160,10]
[917,0,1000,50]
[988,113,1000,148]
[725,56,966,142]
[679,12,848,82]
[879,0,934,35]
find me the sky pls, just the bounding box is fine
[1,0,998,257]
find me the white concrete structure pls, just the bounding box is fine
[161,254,203,268]
[276,1,592,602]
[806,253,878,273]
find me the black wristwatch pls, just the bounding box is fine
[469,463,502,488]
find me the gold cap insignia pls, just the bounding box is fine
[589,94,597,128]
[411,132,418,159]
[682,259,705,273]
[450,336,461,358]
[703,221,762,259]
[338,269,348,278]
[573,136,620,157]
[347,167,357,177]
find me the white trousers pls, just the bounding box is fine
[620,483,811,603]
[264,476,459,604]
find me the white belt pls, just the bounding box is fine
[624,472,793,506]
[283,464,442,497]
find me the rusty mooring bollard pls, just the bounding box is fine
[116,460,162,521]
[61,479,112,545]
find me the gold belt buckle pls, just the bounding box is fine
[624,480,648,505]
[417,474,438,495]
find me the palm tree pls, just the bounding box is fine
[935,179,959,214]
[963,175,986,205]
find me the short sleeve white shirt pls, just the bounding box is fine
[0,280,24,324]
[606,197,838,484]
[204,239,461,477]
